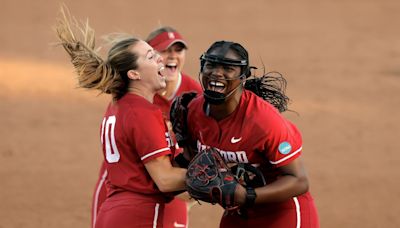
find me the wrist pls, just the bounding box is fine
[234,184,247,206]
[245,186,257,207]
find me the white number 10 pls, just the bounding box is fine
[101,116,120,163]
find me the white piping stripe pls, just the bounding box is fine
[141,148,170,160]
[269,146,302,165]
[92,169,108,228]
[294,197,301,228]
[167,72,182,100]
[185,202,189,228]
[153,203,160,228]
[100,118,106,144]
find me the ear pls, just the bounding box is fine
[127,70,140,80]
[240,74,247,86]
[239,74,247,81]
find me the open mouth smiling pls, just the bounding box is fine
[158,66,165,77]
[165,63,178,73]
[208,80,226,93]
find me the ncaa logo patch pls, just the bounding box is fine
[278,142,292,155]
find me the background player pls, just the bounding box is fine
[92,26,202,228]
[176,40,320,227]
[56,9,187,228]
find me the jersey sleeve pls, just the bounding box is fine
[265,117,303,167]
[130,108,171,163]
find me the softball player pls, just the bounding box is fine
[92,27,202,228]
[183,41,319,227]
[56,11,187,228]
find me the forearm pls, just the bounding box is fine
[156,167,187,192]
[254,174,309,203]
[145,156,187,193]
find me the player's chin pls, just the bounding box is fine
[158,78,167,89]
[164,73,178,82]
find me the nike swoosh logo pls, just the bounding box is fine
[174,222,186,228]
[231,137,242,144]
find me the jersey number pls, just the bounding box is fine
[101,116,120,163]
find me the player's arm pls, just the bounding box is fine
[256,157,308,203]
[235,157,309,205]
[173,142,198,168]
[238,115,309,204]
[144,155,187,193]
[170,92,197,147]
[170,92,199,168]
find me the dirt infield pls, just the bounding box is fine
[1,1,400,227]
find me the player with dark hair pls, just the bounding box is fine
[172,40,319,227]
[91,26,202,228]
[55,9,187,228]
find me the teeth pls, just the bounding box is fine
[158,66,165,76]
[166,63,177,67]
[209,81,225,87]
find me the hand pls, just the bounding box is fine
[185,147,240,209]
[170,92,198,146]
[234,184,247,206]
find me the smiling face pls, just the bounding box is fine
[132,40,167,92]
[158,42,186,82]
[200,48,243,97]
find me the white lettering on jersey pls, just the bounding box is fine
[236,151,248,163]
[197,140,249,163]
[165,132,173,148]
[102,116,121,163]
[227,152,236,162]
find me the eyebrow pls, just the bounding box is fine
[145,49,153,57]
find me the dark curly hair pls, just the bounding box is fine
[244,71,289,113]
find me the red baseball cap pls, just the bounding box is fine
[147,31,187,52]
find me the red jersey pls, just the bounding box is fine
[92,75,202,228]
[100,93,173,200]
[154,72,202,120]
[187,90,319,227]
[187,89,302,173]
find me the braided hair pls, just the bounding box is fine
[244,71,289,113]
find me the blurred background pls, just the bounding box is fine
[1,0,400,227]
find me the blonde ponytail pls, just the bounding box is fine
[55,7,116,94]
[55,6,141,100]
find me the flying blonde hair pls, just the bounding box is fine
[55,6,140,100]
